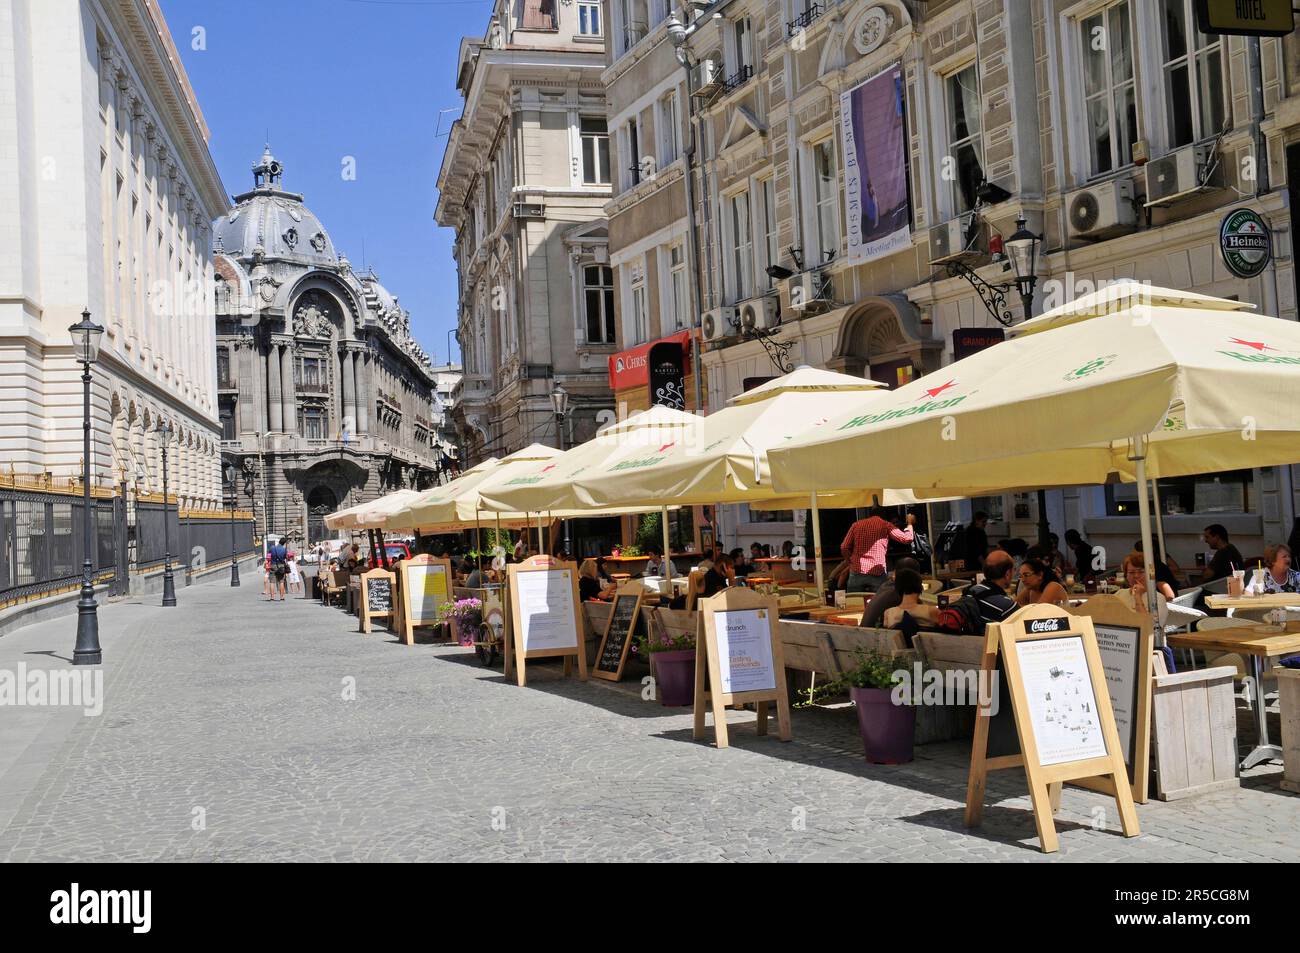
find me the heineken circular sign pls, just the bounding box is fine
[1219,208,1272,279]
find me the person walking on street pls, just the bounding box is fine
[268,538,290,602]
[837,506,915,594]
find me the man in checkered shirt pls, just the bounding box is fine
[837,506,915,594]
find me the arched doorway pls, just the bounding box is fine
[306,486,338,545]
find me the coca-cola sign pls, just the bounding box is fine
[1024,617,1070,634]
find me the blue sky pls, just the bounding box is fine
[159,0,491,366]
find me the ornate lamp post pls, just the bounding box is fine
[551,383,570,557]
[69,310,104,666]
[159,419,177,606]
[224,458,241,587]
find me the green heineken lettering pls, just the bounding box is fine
[1218,350,1300,365]
[836,395,967,430]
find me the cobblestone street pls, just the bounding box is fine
[0,580,1297,863]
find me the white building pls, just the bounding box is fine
[0,0,226,507]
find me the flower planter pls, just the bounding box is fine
[654,649,696,707]
[850,686,916,764]
[454,611,482,647]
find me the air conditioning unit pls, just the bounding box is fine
[738,296,779,333]
[1144,143,1217,207]
[701,306,736,343]
[788,271,832,315]
[691,58,720,95]
[928,211,983,264]
[512,201,545,219]
[1066,178,1137,240]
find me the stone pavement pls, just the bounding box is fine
[0,579,1296,862]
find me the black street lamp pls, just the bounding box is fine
[551,383,570,557]
[159,419,177,606]
[223,459,241,587]
[1003,217,1049,548]
[69,310,104,666]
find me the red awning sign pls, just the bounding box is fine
[608,330,693,391]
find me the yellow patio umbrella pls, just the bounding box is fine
[324,488,423,531]
[768,283,1300,630]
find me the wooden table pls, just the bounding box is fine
[827,611,865,626]
[1168,621,1300,769]
[1206,593,1300,611]
[778,602,834,619]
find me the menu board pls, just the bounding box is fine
[365,576,393,614]
[1012,635,1108,767]
[515,568,579,652]
[1092,622,1141,767]
[407,563,449,624]
[594,589,642,680]
[712,607,777,694]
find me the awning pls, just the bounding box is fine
[608,329,693,391]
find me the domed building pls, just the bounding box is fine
[213,148,451,543]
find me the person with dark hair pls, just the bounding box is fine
[1064,528,1096,583]
[937,550,1016,634]
[859,557,921,628]
[700,553,735,598]
[781,540,795,559]
[837,506,915,593]
[879,568,926,631]
[1015,557,1069,606]
[1201,523,1243,583]
[1133,539,1180,591]
[1046,532,1068,576]
[963,512,989,571]
[729,547,752,577]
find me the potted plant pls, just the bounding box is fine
[842,650,915,764]
[641,627,696,707]
[439,597,483,647]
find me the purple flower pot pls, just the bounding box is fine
[850,686,916,764]
[654,649,696,707]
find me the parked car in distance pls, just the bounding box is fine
[384,542,411,562]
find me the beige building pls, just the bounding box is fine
[437,1,617,463]
[0,0,226,507]
[645,0,1298,563]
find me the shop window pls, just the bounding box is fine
[1107,469,1252,516]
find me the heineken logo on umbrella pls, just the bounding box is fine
[1220,208,1271,279]
[836,382,968,430]
[1062,354,1117,382]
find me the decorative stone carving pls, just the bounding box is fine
[854,6,895,55]
[294,299,336,339]
[283,226,298,249]
[310,231,327,252]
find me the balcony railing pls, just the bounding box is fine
[786,3,825,38]
[721,64,753,94]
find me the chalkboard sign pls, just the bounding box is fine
[593,585,645,682]
[359,568,396,635]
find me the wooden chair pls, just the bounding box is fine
[322,569,348,608]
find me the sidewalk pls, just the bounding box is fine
[0,579,1296,862]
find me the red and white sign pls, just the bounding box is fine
[608,330,693,391]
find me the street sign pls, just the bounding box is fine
[1219,208,1272,279]
[1195,0,1295,36]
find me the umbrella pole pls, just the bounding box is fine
[1151,480,1168,566]
[661,505,673,596]
[924,502,936,570]
[1133,441,1164,647]
[475,507,481,565]
[811,493,825,602]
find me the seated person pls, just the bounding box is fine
[578,559,616,601]
[910,550,1017,635]
[700,553,735,598]
[465,559,489,589]
[879,568,927,646]
[643,548,662,576]
[859,557,921,628]
[1133,540,1180,591]
[1015,558,1069,606]
[1117,551,1173,627]
[1249,542,1300,593]
[729,547,752,577]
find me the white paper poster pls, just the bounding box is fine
[408,564,449,623]
[1013,636,1108,767]
[713,608,776,694]
[1093,623,1140,765]
[515,569,578,652]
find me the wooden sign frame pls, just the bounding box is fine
[507,555,588,687]
[397,554,454,646]
[692,587,792,749]
[592,582,647,682]
[1069,595,1155,804]
[358,567,396,635]
[965,603,1139,853]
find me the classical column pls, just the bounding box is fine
[268,343,283,432]
[280,344,296,436]
[341,347,357,435]
[355,351,369,434]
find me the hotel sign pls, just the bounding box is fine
[1195,0,1294,36]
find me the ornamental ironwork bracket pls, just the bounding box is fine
[938,260,1017,327]
[748,327,796,374]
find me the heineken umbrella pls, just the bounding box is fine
[768,284,1300,632]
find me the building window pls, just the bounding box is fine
[301,406,327,441]
[521,0,556,30]
[760,177,779,287]
[1080,2,1137,175]
[216,348,231,388]
[659,93,679,166]
[1107,470,1252,516]
[733,17,753,76]
[630,282,649,344]
[729,190,754,300]
[299,356,325,390]
[1161,0,1225,147]
[581,117,610,186]
[945,64,984,214]
[812,141,838,264]
[628,121,642,186]
[583,265,616,344]
[669,244,688,330]
[578,1,601,35]
[220,401,237,440]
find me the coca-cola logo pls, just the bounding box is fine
[1024,617,1069,634]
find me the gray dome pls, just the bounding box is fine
[211,147,338,264]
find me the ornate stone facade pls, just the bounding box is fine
[213,150,447,542]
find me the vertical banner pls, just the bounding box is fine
[841,64,911,264]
